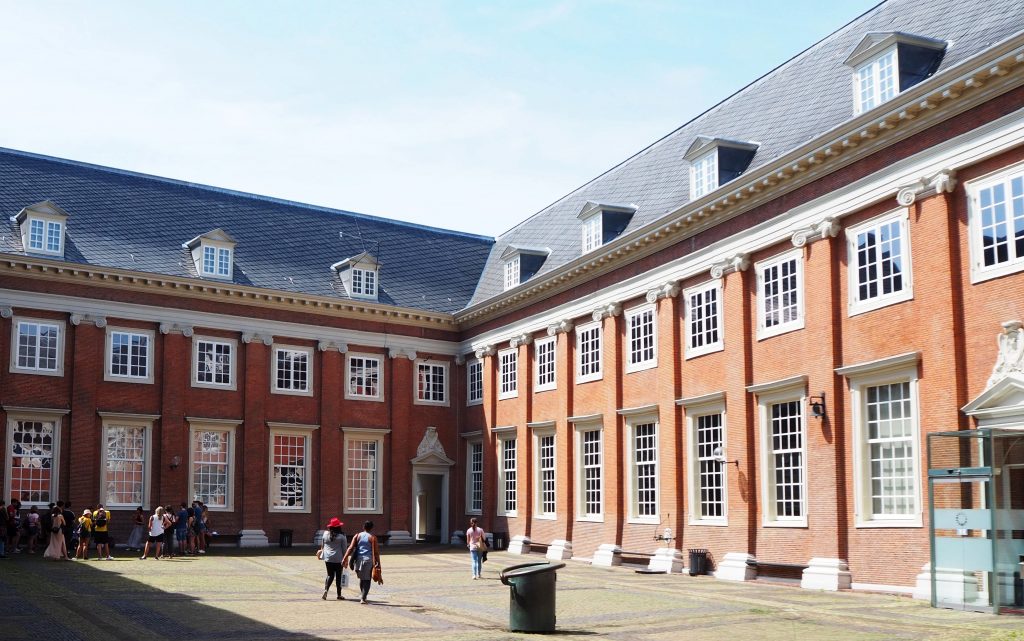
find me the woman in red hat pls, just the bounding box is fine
[318,517,348,600]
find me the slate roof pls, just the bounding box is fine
[0,148,493,314]
[466,0,1024,307]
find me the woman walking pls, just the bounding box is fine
[317,517,348,600]
[342,520,381,604]
[125,507,145,552]
[140,506,165,559]
[466,517,487,579]
[42,506,69,560]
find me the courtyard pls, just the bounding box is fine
[2,546,1022,641]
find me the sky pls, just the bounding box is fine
[0,1,880,238]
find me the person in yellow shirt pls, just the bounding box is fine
[75,510,93,560]
[93,504,112,560]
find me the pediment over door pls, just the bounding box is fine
[962,321,1024,429]
[410,426,455,466]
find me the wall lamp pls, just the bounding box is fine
[809,393,826,419]
[170,455,182,470]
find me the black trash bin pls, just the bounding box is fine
[688,548,708,576]
[492,531,508,551]
[499,562,565,633]
[279,529,293,548]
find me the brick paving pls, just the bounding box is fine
[2,546,1022,641]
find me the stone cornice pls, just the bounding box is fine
[455,36,1024,328]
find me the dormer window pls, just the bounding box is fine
[15,201,69,258]
[685,137,759,201]
[331,251,380,301]
[500,245,549,291]
[577,201,636,254]
[183,228,237,280]
[845,32,946,115]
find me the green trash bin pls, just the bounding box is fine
[499,562,565,633]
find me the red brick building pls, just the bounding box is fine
[3,0,1024,610]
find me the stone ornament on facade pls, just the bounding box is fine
[159,322,194,337]
[241,331,273,345]
[987,320,1024,388]
[591,302,622,322]
[415,426,447,460]
[546,319,574,337]
[895,168,957,206]
[509,333,533,349]
[0,306,12,319]
[645,280,680,304]
[454,354,466,366]
[473,344,495,359]
[388,347,417,360]
[317,339,349,353]
[69,313,107,327]
[710,252,750,279]
[791,216,840,248]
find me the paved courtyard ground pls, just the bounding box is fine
[3,545,1023,641]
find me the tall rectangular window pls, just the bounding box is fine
[631,422,658,519]
[467,441,483,514]
[685,281,722,357]
[626,306,656,370]
[758,252,803,338]
[535,336,556,391]
[580,428,602,517]
[271,433,307,510]
[970,168,1024,282]
[576,322,602,383]
[769,401,804,520]
[28,219,44,250]
[503,256,520,291]
[499,348,518,399]
[191,428,232,509]
[202,246,216,274]
[581,214,602,253]
[500,437,517,515]
[849,211,912,313]
[347,354,382,400]
[696,413,725,519]
[345,437,380,512]
[13,320,61,373]
[108,329,152,381]
[7,418,56,505]
[274,347,311,393]
[194,338,233,387]
[855,49,897,114]
[467,359,483,405]
[103,424,147,507]
[45,221,62,253]
[537,433,555,516]
[866,382,916,517]
[691,150,718,199]
[416,361,447,404]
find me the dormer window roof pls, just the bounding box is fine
[14,200,69,258]
[684,137,759,200]
[183,228,237,280]
[844,32,946,115]
[500,244,549,291]
[577,201,636,254]
[331,251,380,300]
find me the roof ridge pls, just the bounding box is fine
[494,0,888,239]
[0,146,494,244]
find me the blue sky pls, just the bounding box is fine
[0,1,879,237]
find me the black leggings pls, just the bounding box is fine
[359,579,371,600]
[324,562,343,594]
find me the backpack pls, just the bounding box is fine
[72,520,83,538]
[95,511,107,527]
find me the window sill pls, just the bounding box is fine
[271,387,314,397]
[854,518,922,529]
[685,344,723,360]
[534,384,556,393]
[757,321,804,342]
[688,518,729,527]
[465,510,482,516]
[970,259,1024,285]
[192,381,238,392]
[627,517,659,526]
[534,514,557,521]
[575,515,604,523]
[576,374,603,385]
[346,394,384,403]
[414,399,450,407]
[10,367,63,378]
[345,508,383,515]
[761,520,808,528]
[625,360,657,374]
[467,399,483,407]
[498,392,519,401]
[848,291,913,318]
[497,512,518,519]
[105,374,154,385]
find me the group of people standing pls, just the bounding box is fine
[138,501,211,559]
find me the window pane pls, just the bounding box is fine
[272,434,306,509]
[192,430,230,507]
[9,420,55,504]
[696,414,724,518]
[346,439,378,510]
[582,429,602,515]
[104,425,146,505]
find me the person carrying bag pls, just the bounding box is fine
[317,517,348,600]
[466,517,487,579]
[341,520,382,604]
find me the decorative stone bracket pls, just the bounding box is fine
[241,332,273,345]
[0,306,11,319]
[791,216,839,247]
[645,280,680,303]
[988,320,1024,388]
[509,333,533,348]
[546,319,574,337]
[70,313,107,328]
[896,168,957,206]
[317,339,349,353]
[474,344,495,359]
[388,347,417,360]
[159,322,194,337]
[591,302,622,322]
[710,252,750,279]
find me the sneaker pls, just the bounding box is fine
[337,595,345,600]
[321,589,328,600]
[198,550,206,554]
[106,556,114,561]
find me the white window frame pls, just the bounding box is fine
[573,420,604,522]
[581,212,602,253]
[756,249,805,340]
[350,267,378,299]
[271,344,314,396]
[10,317,65,377]
[533,426,556,519]
[268,425,316,513]
[751,378,808,527]
[346,352,383,401]
[187,421,238,512]
[343,427,387,514]
[626,415,659,524]
[847,208,913,316]
[105,327,155,384]
[534,336,557,392]
[838,353,922,528]
[853,47,898,115]
[4,409,64,508]
[23,215,64,256]
[192,336,237,390]
[684,280,723,359]
[467,358,483,406]
[465,438,483,515]
[575,321,602,384]
[199,242,233,279]
[99,418,153,509]
[498,347,518,400]
[683,394,728,526]
[496,430,518,517]
[625,304,657,372]
[414,359,449,406]
[967,161,1024,284]
[503,255,521,291]
[690,149,718,199]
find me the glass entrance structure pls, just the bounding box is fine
[927,429,1024,614]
